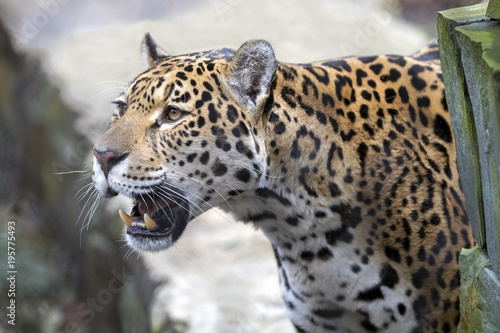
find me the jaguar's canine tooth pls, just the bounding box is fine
[119,209,134,227]
[144,213,156,230]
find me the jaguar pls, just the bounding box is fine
[92,34,473,332]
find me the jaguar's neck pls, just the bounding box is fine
[215,64,356,261]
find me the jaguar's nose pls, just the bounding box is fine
[93,148,128,178]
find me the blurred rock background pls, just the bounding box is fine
[0,0,481,332]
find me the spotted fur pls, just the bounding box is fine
[92,35,473,332]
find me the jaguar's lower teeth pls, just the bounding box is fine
[118,209,157,230]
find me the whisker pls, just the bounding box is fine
[74,182,94,201]
[144,189,158,213]
[77,189,102,246]
[77,188,98,225]
[89,80,128,87]
[160,181,235,225]
[77,174,93,182]
[53,170,89,175]
[232,159,284,180]
[82,194,103,231]
[170,170,233,210]
[152,182,209,224]
[155,187,197,218]
[156,183,204,213]
[146,183,181,227]
[148,184,176,222]
[123,246,140,262]
[83,192,104,230]
[223,182,244,199]
[91,87,128,98]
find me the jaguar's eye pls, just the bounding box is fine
[113,100,128,117]
[157,106,186,125]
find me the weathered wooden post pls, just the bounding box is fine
[438,1,500,331]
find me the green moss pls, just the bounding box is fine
[486,0,500,20]
[458,247,500,332]
[439,4,488,21]
[457,22,500,68]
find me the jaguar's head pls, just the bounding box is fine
[92,34,276,251]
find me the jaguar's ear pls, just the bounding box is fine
[226,40,276,113]
[141,33,169,68]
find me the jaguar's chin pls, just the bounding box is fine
[119,190,191,252]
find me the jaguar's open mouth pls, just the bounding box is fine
[118,190,190,243]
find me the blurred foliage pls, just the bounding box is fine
[0,19,159,333]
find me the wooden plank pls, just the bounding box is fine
[456,22,500,274]
[437,5,487,247]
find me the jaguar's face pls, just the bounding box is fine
[92,34,276,252]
